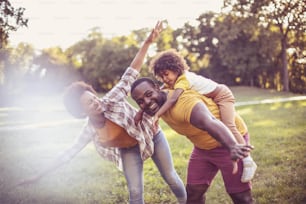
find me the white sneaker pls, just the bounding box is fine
[241,157,257,183]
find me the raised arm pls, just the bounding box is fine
[155,88,184,118]
[130,21,163,72]
[103,21,163,101]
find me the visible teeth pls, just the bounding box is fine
[150,103,156,109]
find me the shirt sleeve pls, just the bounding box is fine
[58,121,93,163]
[103,67,139,101]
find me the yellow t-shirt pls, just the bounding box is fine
[173,74,190,90]
[161,89,248,150]
[173,72,218,94]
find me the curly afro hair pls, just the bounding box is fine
[62,81,97,118]
[149,49,190,79]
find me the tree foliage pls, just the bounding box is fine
[179,12,280,87]
[30,47,80,93]
[1,2,305,102]
[224,0,306,91]
[0,0,28,48]
[66,29,135,92]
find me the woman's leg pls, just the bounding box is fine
[120,145,144,204]
[151,131,187,204]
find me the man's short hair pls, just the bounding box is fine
[131,77,157,94]
[63,81,96,118]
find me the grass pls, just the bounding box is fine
[229,86,301,102]
[0,86,305,204]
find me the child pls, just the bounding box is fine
[134,49,257,183]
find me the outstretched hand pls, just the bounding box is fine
[19,176,40,186]
[9,175,41,191]
[145,20,164,44]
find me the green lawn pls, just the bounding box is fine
[0,87,305,204]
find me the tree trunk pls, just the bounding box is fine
[281,38,289,91]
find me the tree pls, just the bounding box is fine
[67,27,173,92]
[0,0,28,48]
[213,14,282,88]
[179,12,231,82]
[3,43,34,90]
[224,0,306,91]
[0,43,34,105]
[32,47,80,93]
[67,28,138,92]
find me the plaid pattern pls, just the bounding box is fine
[78,67,157,170]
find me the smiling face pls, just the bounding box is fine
[80,91,103,117]
[131,80,167,116]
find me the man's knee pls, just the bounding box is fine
[186,183,209,204]
[229,189,253,204]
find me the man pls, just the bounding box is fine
[131,77,254,204]
[16,22,187,204]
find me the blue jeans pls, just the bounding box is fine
[120,130,187,204]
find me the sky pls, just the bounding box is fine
[10,0,223,49]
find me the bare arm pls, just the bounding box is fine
[13,131,91,187]
[134,109,144,125]
[190,103,252,161]
[104,21,163,101]
[129,21,163,72]
[155,88,184,118]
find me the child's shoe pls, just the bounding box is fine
[241,156,257,183]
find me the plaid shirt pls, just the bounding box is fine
[77,67,158,170]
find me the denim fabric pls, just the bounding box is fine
[120,131,187,204]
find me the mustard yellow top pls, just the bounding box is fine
[173,74,190,90]
[95,119,137,148]
[161,89,248,150]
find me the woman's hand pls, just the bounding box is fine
[145,20,164,44]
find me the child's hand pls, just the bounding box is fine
[134,111,143,125]
[232,160,238,174]
[153,115,159,132]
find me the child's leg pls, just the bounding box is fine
[214,85,245,145]
[214,85,257,182]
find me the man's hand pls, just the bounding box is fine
[229,144,253,161]
[229,144,253,174]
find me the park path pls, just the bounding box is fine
[235,95,306,106]
[0,95,305,131]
